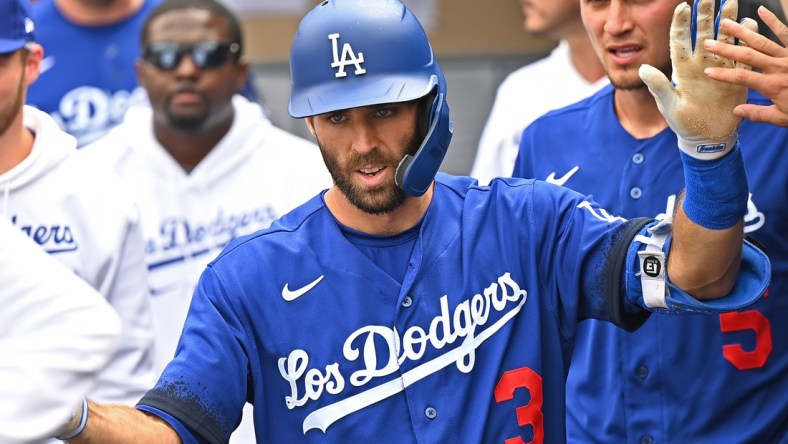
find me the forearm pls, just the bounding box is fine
[67,401,181,444]
[668,199,744,300]
[637,0,767,306]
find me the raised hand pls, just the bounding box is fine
[639,0,758,159]
[704,6,788,127]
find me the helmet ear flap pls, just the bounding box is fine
[396,88,454,197]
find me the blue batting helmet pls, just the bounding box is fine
[288,0,454,197]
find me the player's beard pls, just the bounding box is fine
[317,132,420,215]
[164,91,210,130]
[76,0,120,7]
[0,69,26,138]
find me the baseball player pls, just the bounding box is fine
[25,0,160,147]
[470,0,608,186]
[0,0,155,410]
[0,215,120,444]
[513,0,788,442]
[81,0,331,380]
[56,0,769,442]
[80,1,331,441]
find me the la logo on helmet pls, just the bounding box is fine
[329,33,366,78]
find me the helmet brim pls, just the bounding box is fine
[289,73,439,118]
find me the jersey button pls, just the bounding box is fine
[640,435,654,444]
[632,153,645,164]
[636,365,649,379]
[630,187,643,199]
[402,295,413,308]
[424,406,437,419]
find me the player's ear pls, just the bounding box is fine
[305,117,316,136]
[23,43,43,86]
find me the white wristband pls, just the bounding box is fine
[635,218,672,309]
[55,398,89,441]
[677,132,738,161]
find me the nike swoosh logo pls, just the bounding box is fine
[545,166,579,186]
[40,56,55,75]
[282,275,325,301]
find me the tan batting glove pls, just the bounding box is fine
[639,0,758,160]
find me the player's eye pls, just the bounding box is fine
[327,113,347,123]
[375,107,394,118]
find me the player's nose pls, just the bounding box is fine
[173,54,201,79]
[351,120,379,154]
[604,0,635,36]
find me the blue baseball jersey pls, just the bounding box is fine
[135,174,765,443]
[27,0,161,147]
[514,86,788,443]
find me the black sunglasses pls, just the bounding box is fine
[143,41,241,71]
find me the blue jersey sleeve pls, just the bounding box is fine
[624,224,770,314]
[513,178,652,331]
[137,266,250,443]
[522,179,769,331]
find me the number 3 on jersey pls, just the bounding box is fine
[494,367,544,444]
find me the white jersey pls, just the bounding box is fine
[0,216,121,444]
[82,96,332,374]
[0,107,155,406]
[470,41,608,185]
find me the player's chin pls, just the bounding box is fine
[166,112,209,130]
[344,181,407,215]
[608,71,647,91]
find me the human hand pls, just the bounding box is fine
[704,6,788,127]
[639,0,757,159]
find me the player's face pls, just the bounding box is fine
[308,102,421,215]
[520,0,583,38]
[0,47,40,138]
[137,9,247,131]
[581,0,681,90]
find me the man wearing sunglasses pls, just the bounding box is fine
[26,0,266,147]
[80,1,330,441]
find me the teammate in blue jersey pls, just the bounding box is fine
[25,0,265,146]
[513,0,788,442]
[54,0,770,442]
[25,0,160,146]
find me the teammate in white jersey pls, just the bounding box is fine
[470,0,608,185]
[0,0,154,409]
[53,0,771,442]
[83,0,330,374]
[0,215,121,444]
[81,0,330,441]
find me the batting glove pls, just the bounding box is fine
[639,0,758,160]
